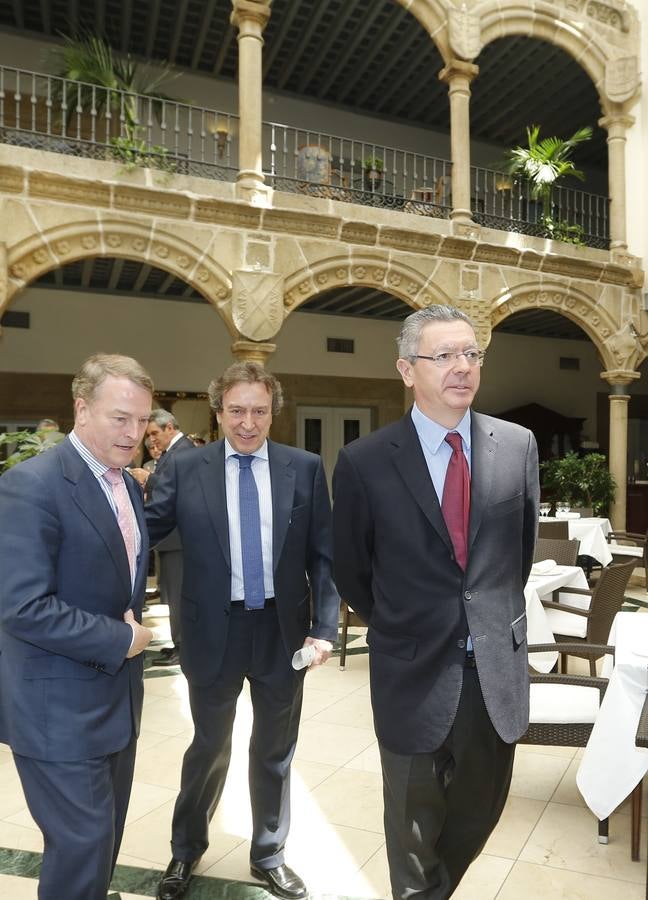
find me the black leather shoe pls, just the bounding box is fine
[250,864,308,900]
[153,649,180,667]
[157,858,197,900]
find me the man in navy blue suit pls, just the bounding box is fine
[0,353,154,900]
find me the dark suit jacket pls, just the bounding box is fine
[332,411,539,755]
[145,439,340,686]
[145,433,196,554]
[0,437,148,761]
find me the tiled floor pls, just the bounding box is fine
[1,591,647,899]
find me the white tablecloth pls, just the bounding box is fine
[576,612,648,820]
[525,565,590,673]
[539,516,613,566]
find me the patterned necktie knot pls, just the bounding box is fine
[234,453,254,469]
[104,467,123,485]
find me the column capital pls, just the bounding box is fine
[598,112,635,135]
[230,0,271,31]
[600,369,640,389]
[231,339,276,365]
[439,60,479,87]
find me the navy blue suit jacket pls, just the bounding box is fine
[146,439,340,686]
[0,437,148,761]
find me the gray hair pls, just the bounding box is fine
[72,353,154,403]
[149,409,179,429]
[397,306,475,362]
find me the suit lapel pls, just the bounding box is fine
[60,441,132,597]
[198,441,232,570]
[391,415,453,554]
[468,413,497,550]
[268,440,295,571]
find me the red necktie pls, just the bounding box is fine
[441,432,470,569]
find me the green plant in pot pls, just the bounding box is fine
[0,428,65,472]
[540,451,615,516]
[363,155,384,186]
[502,124,593,245]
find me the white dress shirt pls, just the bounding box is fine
[224,438,275,602]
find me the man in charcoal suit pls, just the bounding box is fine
[333,306,539,899]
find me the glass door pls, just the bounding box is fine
[297,406,372,489]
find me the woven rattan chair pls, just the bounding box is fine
[635,695,648,890]
[608,529,647,574]
[533,537,580,567]
[542,559,635,675]
[538,519,570,539]
[338,601,366,670]
[523,641,614,843]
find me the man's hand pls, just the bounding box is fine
[124,608,153,658]
[127,467,150,487]
[303,636,333,668]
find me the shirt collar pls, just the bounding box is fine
[410,403,472,454]
[69,429,112,477]
[166,431,184,451]
[224,437,269,461]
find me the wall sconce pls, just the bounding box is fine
[495,175,513,191]
[208,117,230,158]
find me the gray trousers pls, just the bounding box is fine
[170,604,305,868]
[379,667,515,899]
[158,549,182,648]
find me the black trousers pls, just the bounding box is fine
[158,549,183,648]
[14,736,136,900]
[171,604,304,868]
[379,667,515,900]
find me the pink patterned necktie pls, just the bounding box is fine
[441,432,470,569]
[103,468,137,581]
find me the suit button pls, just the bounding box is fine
[464,591,472,601]
[457,639,466,649]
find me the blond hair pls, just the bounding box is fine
[72,353,154,403]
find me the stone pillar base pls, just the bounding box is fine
[231,339,277,365]
[235,175,273,207]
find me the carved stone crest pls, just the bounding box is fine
[232,270,284,341]
[605,57,639,104]
[604,322,640,368]
[448,8,481,61]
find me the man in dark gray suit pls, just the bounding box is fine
[131,409,195,666]
[333,305,539,899]
[146,362,339,900]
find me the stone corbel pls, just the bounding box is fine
[232,269,285,341]
[230,0,271,30]
[231,339,277,366]
[602,323,644,372]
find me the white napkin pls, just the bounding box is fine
[530,559,557,576]
[555,511,581,519]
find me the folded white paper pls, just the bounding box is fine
[530,559,557,576]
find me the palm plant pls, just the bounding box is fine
[48,32,177,143]
[503,124,593,239]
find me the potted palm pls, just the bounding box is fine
[540,452,615,516]
[363,155,384,189]
[502,124,593,244]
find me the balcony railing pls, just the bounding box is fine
[0,66,610,248]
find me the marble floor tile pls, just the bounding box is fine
[308,767,384,833]
[520,801,644,883]
[482,795,546,859]
[343,844,390,900]
[453,853,514,900]
[295,719,376,767]
[497,860,645,899]
[133,734,193,791]
[138,694,194,737]
[0,874,38,899]
[0,821,43,854]
[344,741,381,775]
[312,690,377,731]
[509,750,572,802]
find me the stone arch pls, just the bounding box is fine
[393,0,451,62]
[283,254,452,314]
[489,281,628,371]
[477,1,638,109]
[4,216,236,335]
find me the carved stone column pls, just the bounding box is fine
[598,111,634,251]
[439,60,479,225]
[601,369,640,528]
[231,339,276,366]
[230,0,272,204]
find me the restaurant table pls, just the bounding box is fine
[525,563,590,673]
[576,612,648,820]
[540,515,613,566]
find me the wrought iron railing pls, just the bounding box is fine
[263,122,451,217]
[0,66,238,180]
[471,166,610,249]
[0,66,610,247]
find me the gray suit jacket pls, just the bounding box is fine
[146,434,195,554]
[332,410,539,754]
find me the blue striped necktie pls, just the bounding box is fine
[234,454,265,609]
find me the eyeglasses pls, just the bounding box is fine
[414,349,485,368]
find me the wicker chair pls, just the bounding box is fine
[541,559,635,675]
[522,641,614,843]
[338,601,366,670]
[635,695,648,891]
[538,519,570,539]
[607,529,647,576]
[533,537,580,567]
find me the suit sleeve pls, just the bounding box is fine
[0,466,132,674]
[522,429,540,583]
[145,451,180,547]
[306,457,340,642]
[331,447,375,624]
